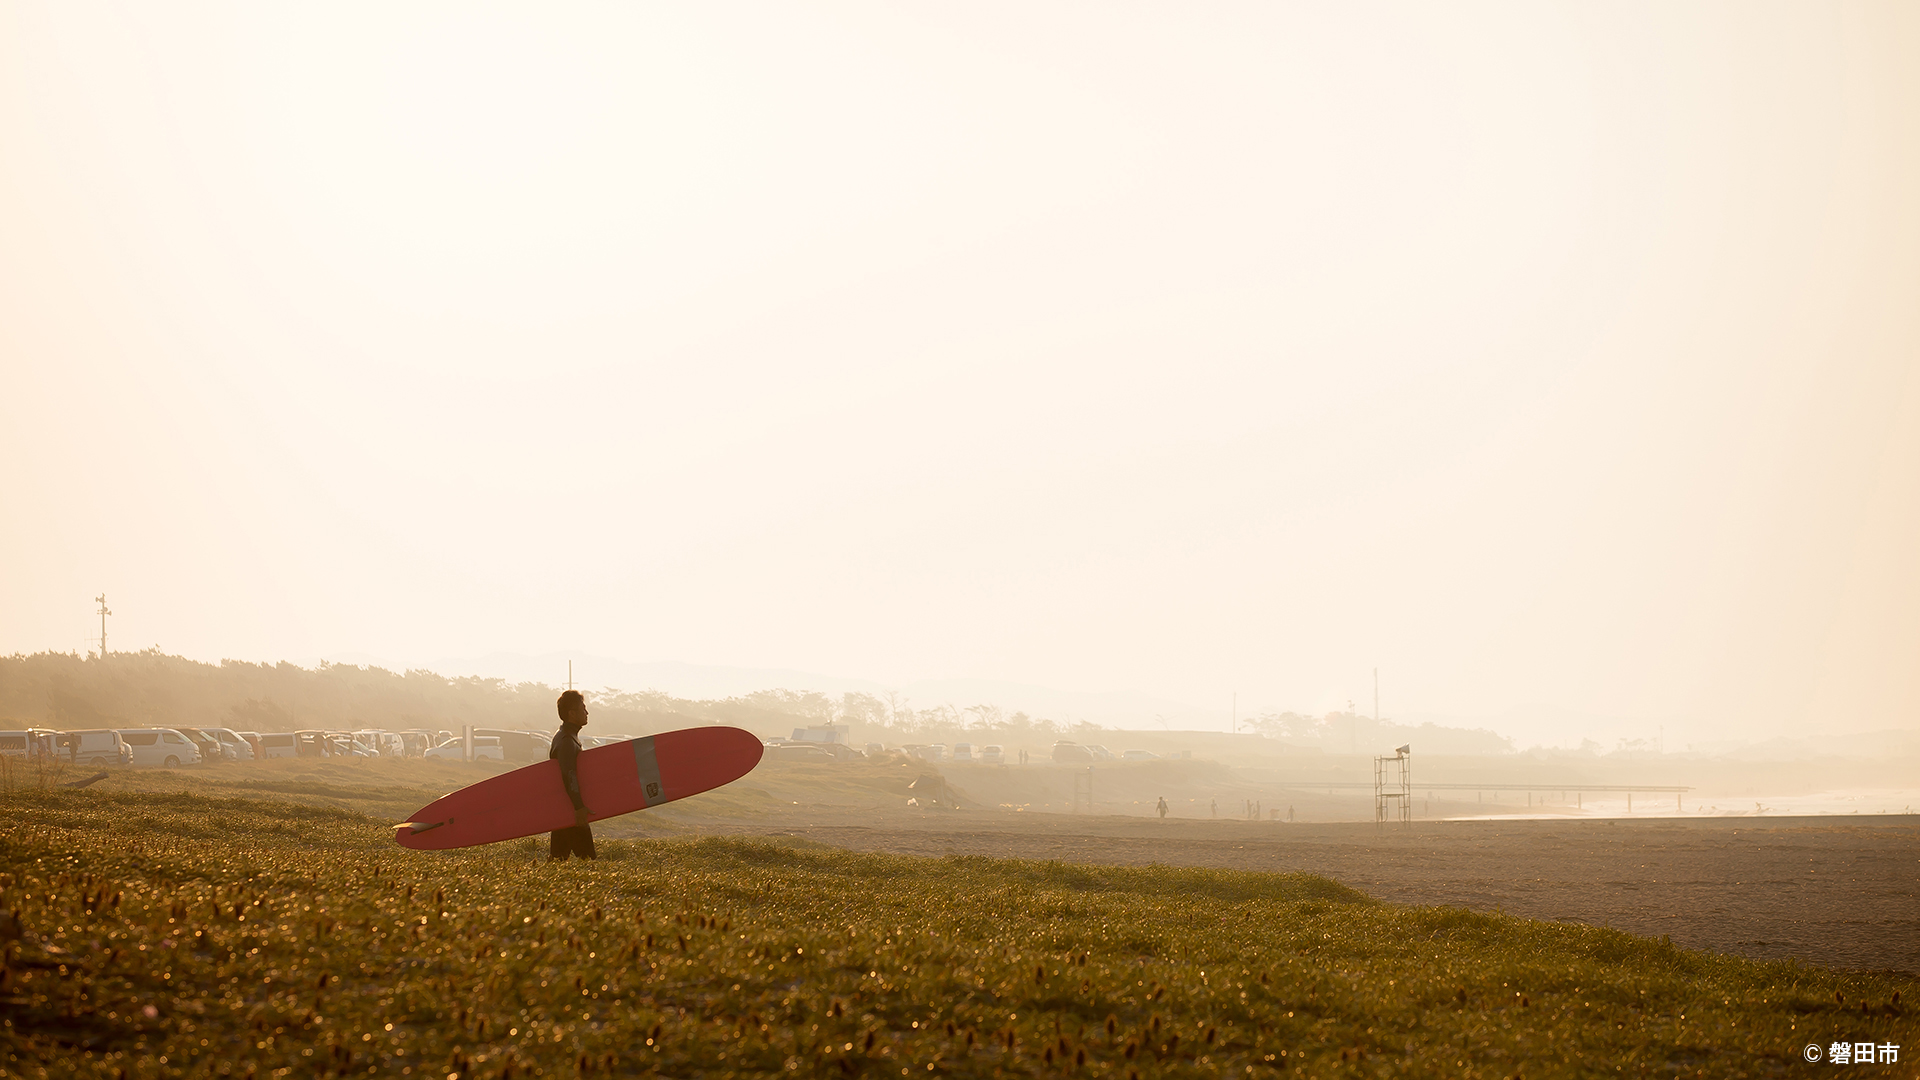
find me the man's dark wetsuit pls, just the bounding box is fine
[549,723,595,861]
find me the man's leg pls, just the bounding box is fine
[550,825,595,861]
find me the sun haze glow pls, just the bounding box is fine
[3,2,1916,746]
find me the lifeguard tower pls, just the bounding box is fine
[1374,744,1411,828]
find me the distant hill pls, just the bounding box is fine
[402,651,1219,729]
[0,649,1197,750]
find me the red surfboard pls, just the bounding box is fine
[396,726,763,850]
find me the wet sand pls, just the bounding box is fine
[711,812,1920,973]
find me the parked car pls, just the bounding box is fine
[979,744,1005,765]
[290,730,362,757]
[58,729,132,766]
[176,727,227,762]
[232,731,265,758]
[328,731,379,757]
[1121,749,1158,760]
[951,743,974,762]
[1086,744,1116,761]
[119,728,202,768]
[256,732,297,758]
[352,730,404,757]
[767,742,835,762]
[423,735,503,761]
[1050,741,1094,765]
[396,730,436,757]
[864,742,885,756]
[473,728,550,762]
[924,744,948,762]
[203,727,255,760]
[0,729,62,762]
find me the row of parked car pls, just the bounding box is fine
[763,741,1167,765]
[0,725,631,768]
[1050,741,1167,764]
[895,742,1005,764]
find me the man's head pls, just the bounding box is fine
[557,690,589,728]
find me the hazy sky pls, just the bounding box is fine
[4,3,1916,744]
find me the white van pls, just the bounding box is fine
[423,735,503,761]
[354,730,403,757]
[257,732,297,759]
[59,729,133,766]
[0,730,62,762]
[951,743,974,762]
[119,729,203,768]
[194,727,256,761]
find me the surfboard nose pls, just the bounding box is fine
[722,726,765,766]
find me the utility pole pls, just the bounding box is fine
[95,594,111,659]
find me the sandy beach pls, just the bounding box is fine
[708,812,1920,974]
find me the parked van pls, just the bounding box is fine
[352,730,402,757]
[58,729,133,766]
[119,729,202,768]
[232,731,264,758]
[176,727,230,763]
[0,729,62,762]
[423,735,503,761]
[326,731,377,757]
[951,743,974,762]
[292,730,359,757]
[200,727,255,761]
[473,728,549,762]
[979,744,1005,765]
[258,732,298,759]
[1050,741,1094,765]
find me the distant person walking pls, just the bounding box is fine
[1156,796,1168,819]
[549,690,595,861]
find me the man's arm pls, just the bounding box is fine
[556,732,590,824]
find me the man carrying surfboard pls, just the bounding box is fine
[549,690,595,861]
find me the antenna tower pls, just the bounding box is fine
[95,594,111,659]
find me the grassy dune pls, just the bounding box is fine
[1,785,1913,1079]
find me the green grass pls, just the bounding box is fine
[1,788,1912,1079]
